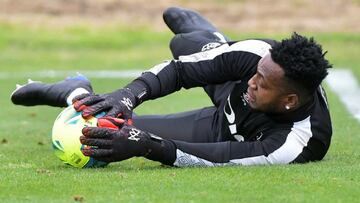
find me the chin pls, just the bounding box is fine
[249,103,268,113]
[248,103,260,111]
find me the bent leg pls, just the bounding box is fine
[163,6,229,41]
[163,7,230,59]
[163,7,235,106]
[132,107,218,143]
[169,30,226,59]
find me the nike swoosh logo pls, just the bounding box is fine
[256,132,264,140]
[224,95,235,123]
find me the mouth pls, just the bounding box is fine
[246,88,255,103]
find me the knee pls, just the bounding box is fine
[170,31,222,58]
[170,33,203,59]
[169,34,183,59]
[163,7,182,23]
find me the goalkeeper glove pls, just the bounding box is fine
[80,117,176,165]
[73,88,136,120]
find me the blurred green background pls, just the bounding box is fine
[0,0,359,202]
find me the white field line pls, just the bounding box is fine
[326,69,360,122]
[0,70,143,79]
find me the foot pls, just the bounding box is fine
[163,7,229,42]
[11,73,93,107]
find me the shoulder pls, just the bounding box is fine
[228,39,273,57]
[264,116,313,141]
[261,115,330,163]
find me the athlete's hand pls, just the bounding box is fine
[80,117,152,163]
[72,88,136,120]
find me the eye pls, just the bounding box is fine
[255,72,262,81]
[258,77,267,89]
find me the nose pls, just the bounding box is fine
[248,75,257,90]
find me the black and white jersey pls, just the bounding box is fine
[133,39,332,166]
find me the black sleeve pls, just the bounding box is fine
[169,135,288,167]
[126,40,272,104]
[147,126,321,167]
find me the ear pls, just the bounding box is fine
[283,93,299,110]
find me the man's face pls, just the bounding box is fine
[247,53,290,113]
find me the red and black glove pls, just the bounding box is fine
[80,117,176,164]
[72,88,136,120]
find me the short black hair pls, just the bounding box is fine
[270,33,332,97]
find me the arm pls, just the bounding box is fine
[80,117,323,166]
[127,40,272,103]
[74,40,271,119]
[169,117,328,166]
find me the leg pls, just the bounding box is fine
[163,7,230,59]
[11,74,93,107]
[163,7,235,106]
[132,107,218,143]
[169,31,226,59]
[163,7,228,40]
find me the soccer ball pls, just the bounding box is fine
[51,105,108,168]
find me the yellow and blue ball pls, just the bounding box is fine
[52,105,108,168]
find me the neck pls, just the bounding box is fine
[268,94,315,122]
[296,94,314,110]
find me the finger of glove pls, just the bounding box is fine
[97,117,125,130]
[81,101,111,118]
[107,105,132,119]
[73,95,104,112]
[72,93,91,104]
[119,109,133,120]
[82,148,112,158]
[80,136,113,148]
[127,119,133,126]
[82,127,116,139]
[105,107,124,118]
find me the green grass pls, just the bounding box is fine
[0,23,360,202]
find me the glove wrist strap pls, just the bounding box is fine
[144,136,177,166]
[125,80,149,106]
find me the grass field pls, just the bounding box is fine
[0,23,360,202]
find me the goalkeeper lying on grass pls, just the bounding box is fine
[11,7,333,167]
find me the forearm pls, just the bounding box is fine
[125,60,183,105]
[144,138,232,167]
[144,137,301,167]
